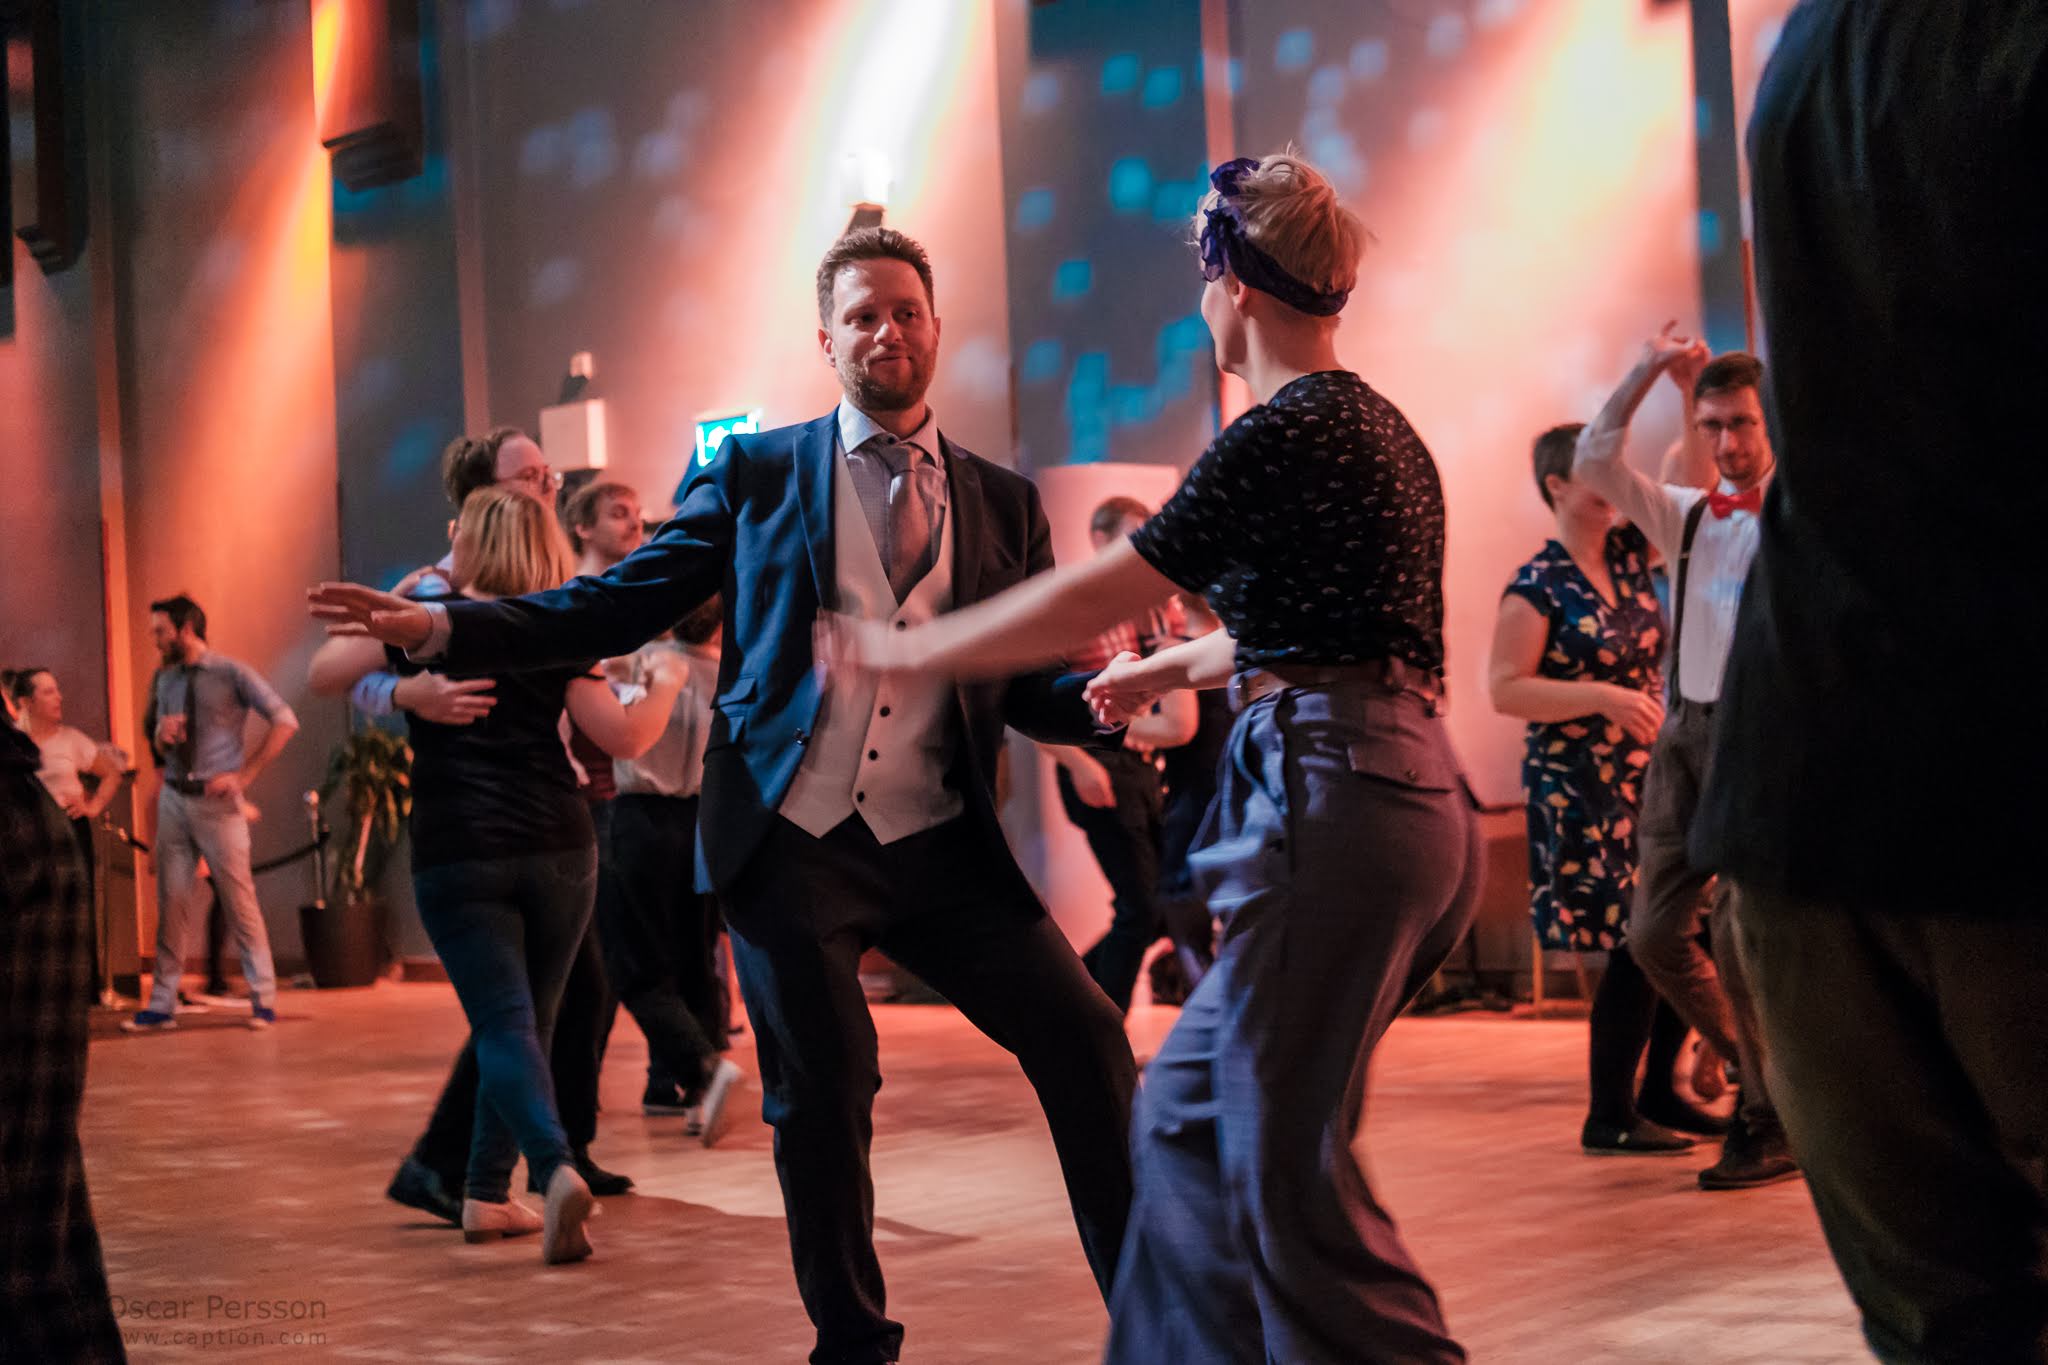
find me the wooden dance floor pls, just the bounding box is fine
[82,985,1864,1363]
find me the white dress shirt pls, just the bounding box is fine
[1574,425,1768,704]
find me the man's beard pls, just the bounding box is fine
[840,353,931,414]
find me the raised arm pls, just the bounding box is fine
[1575,324,1704,557]
[1656,342,1718,493]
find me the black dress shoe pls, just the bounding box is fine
[1698,1117,1801,1190]
[1581,1117,1696,1156]
[387,1156,462,1225]
[1637,1091,1733,1137]
[530,1150,634,1197]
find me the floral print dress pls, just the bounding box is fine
[1504,524,1665,950]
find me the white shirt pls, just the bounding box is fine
[1574,426,1767,704]
[613,640,719,800]
[30,725,105,811]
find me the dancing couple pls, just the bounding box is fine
[314,149,1473,1363]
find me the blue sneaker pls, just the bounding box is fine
[121,1010,177,1034]
[248,1003,277,1030]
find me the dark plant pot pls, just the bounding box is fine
[300,893,384,988]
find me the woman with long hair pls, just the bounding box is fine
[829,153,1477,1362]
[311,486,683,1265]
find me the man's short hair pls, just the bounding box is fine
[440,426,527,511]
[815,227,935,326]
[149,594,208,640]
[1694,352,1765,403]
[1531,422,1585,508]
[563,480,638,553]
[1089,496,1153,541]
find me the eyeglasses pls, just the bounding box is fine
[504,465,565,494]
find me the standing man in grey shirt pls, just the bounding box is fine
[125,595,298,1032]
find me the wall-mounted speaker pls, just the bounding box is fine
[11,0,88,275]
[318,0,424,191]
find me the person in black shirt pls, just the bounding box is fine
[1695,5,2048,1361]
[312,487,681,1266]
[831,153,1476,1364]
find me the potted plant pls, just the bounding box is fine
[302,726,411,987]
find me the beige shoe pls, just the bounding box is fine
[542,1164,597,1265]
[461,1197,542,1243]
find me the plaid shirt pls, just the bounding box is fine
[1066,599,1186,673]
[0,725,125,1362]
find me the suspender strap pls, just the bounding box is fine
[1671,496,1711,683]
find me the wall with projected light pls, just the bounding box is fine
[1,0,1800,975]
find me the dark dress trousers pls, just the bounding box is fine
[1699,5,2048,1362]
[434,412,1136,1365]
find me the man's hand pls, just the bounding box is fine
[1057,749,1117,810]
[1083,652,1162,729]
[393,672,497,725]
[154,713,188,751]
[204,771,247,802]
[1599,685,1667,747]
[1664,333,1711,397]
[60,793,90,819]
[1640,319,1706,377]
[308,583,433,651]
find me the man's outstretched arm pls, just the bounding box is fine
[312,436,745,671]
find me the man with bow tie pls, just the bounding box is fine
[1573,332,1793,1192]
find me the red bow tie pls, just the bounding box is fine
[1707,486,1762,519]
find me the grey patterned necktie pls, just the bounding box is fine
[881,441,943,601]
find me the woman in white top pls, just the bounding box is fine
[8,668,128,900]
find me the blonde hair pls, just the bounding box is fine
[1192,152,1369,303]
[453,486,576,598]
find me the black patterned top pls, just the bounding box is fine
[1129,371,1445,673]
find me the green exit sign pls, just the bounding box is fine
[695,411,762,468]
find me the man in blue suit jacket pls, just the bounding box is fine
[314,229,1135,1365]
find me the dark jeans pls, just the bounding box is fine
[1631,699,1777,1132]
[412,846,597,1203]
[605,793,720,1095]
[1107,685,1481,1365]
[726,814,1136,1365]
[1734,887,2048,1365]
[1058,749,1164,1012]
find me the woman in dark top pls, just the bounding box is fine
[311,487,679,1265]
[831,154,1475,1364]
[1490,424,1724,1156]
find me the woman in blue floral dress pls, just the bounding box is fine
[1490,423,1724,1153]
